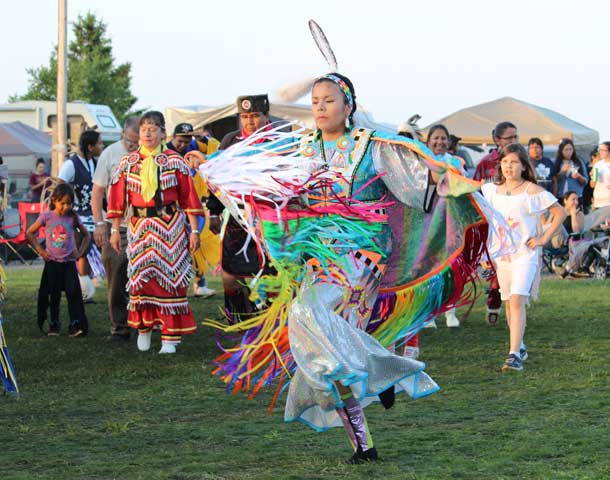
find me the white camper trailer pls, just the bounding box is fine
[0,101,122,149]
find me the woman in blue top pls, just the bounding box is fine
[552,138,588,204]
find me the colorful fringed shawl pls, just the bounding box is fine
[198,125,488,408]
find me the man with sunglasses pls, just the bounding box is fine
[474,121,518,183]
[91,116,140,342]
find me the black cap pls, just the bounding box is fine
[173,123,194,136]
[237,94,269,114]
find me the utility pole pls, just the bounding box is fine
[53,0,67,177]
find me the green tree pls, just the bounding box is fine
[11,12,137,124]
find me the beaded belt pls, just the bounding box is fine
[132,204,177,218]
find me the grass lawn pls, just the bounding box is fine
[1,265,609,479]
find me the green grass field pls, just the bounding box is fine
[1,266,609,479]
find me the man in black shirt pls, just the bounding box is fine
[207,94,272,322]
[528,137,555,193]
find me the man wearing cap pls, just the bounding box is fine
[91,116,139,341]
[207,94,272,321]
[167,123,195,155]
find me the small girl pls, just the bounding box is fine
[482,143,565,372]
[26,183,90,336]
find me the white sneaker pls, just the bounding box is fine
[194,285,216,298]
[79,275,96,301]
[159,342,177,354]
[403,346,420,359]
[137,331,151,352]
[445,310,460,328]
[424,319,437,329]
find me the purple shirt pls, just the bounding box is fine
[38,211,77,262]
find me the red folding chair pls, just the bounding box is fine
[0,202,47,264]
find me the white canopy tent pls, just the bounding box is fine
[0,121,52,195]
[424,96,599,159]
[165,103,315,138]
[165,102,398,140]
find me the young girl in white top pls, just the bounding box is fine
[482,144,566,372]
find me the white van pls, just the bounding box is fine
[0,100,122,146]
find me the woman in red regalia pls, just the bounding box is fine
[107,111,204,354]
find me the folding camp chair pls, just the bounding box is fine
[0,202,47,264]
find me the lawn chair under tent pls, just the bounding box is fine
[0,201,48,264]
[0,179,58,264]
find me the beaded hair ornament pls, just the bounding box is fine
[321,74,354,110]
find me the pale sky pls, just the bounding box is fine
[2,0,609,141]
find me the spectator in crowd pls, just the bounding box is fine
[166,123,194,156]
[0,157,6,225]
[551,190,608,278]
[424,124,461,329]
[165,123,218,298]
[552,138,588,204]
[581,147,597,213]
[58,130,104,301]
[473,121,518,183]
[426,125,465,172]
[474,121,518,325]
[184,131,220,299]
[562,191,584,241]
[29,158,51,202]
[527,138,555,193]
[590,141,610,209]
[448,134,461,155]
[91,117,139,342]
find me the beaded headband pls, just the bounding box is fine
[321,74,354,109]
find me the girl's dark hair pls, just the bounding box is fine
[492,121,517,144]
[495,143,537,184]
[140,110,166,131]
[49,182,79,228]
[36,158,46,166]
[312,72,357,129]
[554,138,583,175]
[562,190,578,205]
[79,130,101,158]
[600,141,610,152]
[49,183,79,225]
[49,183,74,209]
[426,124,450,146]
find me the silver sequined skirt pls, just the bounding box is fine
[284,257,439,431]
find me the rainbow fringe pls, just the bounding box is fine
[0,317,19,397]
[368,221,488,346]
[204,260,299,409]
[0,266,18,397]
[205,220,487,411]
